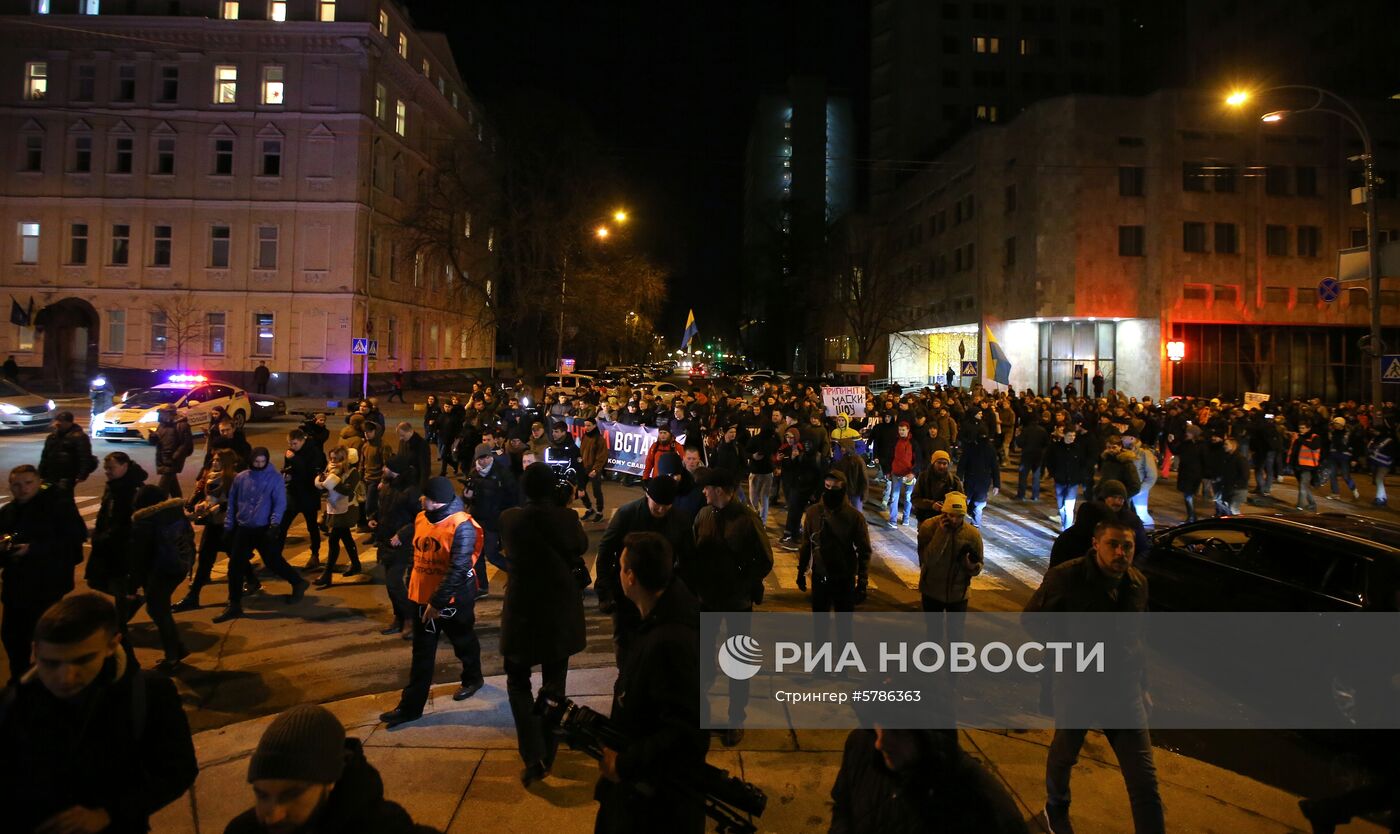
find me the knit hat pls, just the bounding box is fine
[694,466,737,490]
[898,420,911,429]
[643,476,678,505]
[247,705,346,784]
[348,413,365,429]
[474,443,495,460]
[942,491,968,516]
[1097,479,1128,500]
[424,476,456,504]
[654,451,684,477]
[931,450,952,465]
[1331,417,1346,428]
[250,446,271,463]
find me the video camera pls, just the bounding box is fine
[535,692,767,834]
[542,446,580,504]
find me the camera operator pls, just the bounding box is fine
[463,443,517,596]
[499,462,590,786]
[0,464,86,685]
[595,531,709,834]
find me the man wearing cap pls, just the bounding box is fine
[226,704,434,834]
[595,474,694,660]
[642,425,679,479]
[1091,479,1148,559]
[218,446,310,622]
[797,469,871,632]
[463,441,517,595]
[916,491,982,645]
[380,477,484,727]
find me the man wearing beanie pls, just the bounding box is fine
[912,448,964,525]
[218,447,310,623]
[380,477,485,727]
[916,491,982,645]
[226,704,437,834]
[463,441,517,595]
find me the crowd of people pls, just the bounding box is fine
[0,374,1394,833]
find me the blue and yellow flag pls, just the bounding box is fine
[986,325,1011,386]
[681,309,698,351]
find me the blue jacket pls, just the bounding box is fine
[225,466,287,530]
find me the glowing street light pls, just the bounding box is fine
[595,225,610,239]
[613,209,629,224]
[1224,90,1250,107]
[1166,341,1186,363]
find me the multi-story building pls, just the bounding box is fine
[877,90,1400,401]
[869,0,1124,207]
[0,0,495,395]
[740,75,854,372]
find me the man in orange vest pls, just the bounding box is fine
[1288,419,1323,512]
[379,476,484,728]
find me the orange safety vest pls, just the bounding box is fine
[1293,437,1320,469]
[407,510,479,605]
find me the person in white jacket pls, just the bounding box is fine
[313,447,362,586]
[1122,435,1157,528]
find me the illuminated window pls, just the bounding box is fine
[269,1,286,21]
[421,59,430,76]
[17,222,39,264]
[398,32,408,58]
[1019,38,1033,55]
[973,36,1000,53]
[317,1,335,22]
[463,212,471,238]
[261,65,284,105]
[214,65,238,104]
[395,99,406,135]
[438,77,445,95]
[149,310,167,353]
[34,0,50,12]
[487,228,494,252]
[24,62,46,100]
[82,0,98,12]
[221,1,239,20]
[253,313,275,356]
[375,83,386,119]
[378,9,389,35]
[976,104,999,122]
[206,313,226,355]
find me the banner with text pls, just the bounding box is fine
[560,417,685,477]
[821,386,868,417]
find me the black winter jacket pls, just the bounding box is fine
[688,500,774,611]
[463,458,518,531]
[86,462,150,593]
[596,497,696,635]
[38,423,94,486]
[0,485,85,606]
[498,500,589,664]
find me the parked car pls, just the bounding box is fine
[544,373,595,399]
[249,392,288,422]
[91,375,251,442]
[633,381,684,401]
[0,379,55,431]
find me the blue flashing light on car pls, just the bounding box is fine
[169,373,207,384]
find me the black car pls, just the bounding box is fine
[1140,513,1400,612]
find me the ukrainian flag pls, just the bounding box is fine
[986,325,1012,386]
[681,309,698,351]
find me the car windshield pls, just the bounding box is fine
[122,388,185,408]
[0,380,29,398]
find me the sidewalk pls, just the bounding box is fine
[152,668,1382,834]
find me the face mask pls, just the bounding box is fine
[252,459,268,470]
[822,487,845,509]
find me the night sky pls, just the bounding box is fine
[405,0,868,347]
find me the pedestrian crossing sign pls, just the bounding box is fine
[1383,354,1400,383]
[960,360,979,377]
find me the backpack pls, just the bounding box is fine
[79,452,99,479]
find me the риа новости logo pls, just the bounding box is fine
[718,635,764,680]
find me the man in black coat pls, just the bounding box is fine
[1045,428,1090,531]
[463,443,518,595]
[373,457,422,638]
[0,464,85,684]
[498,463,590,786]
[0,593,197,833]
[153,405,195,498]
[278,427,326,570]
[395,421,431,490]
[595,531,709,834]
[1015,419,1051,501]
[38,410,95,494]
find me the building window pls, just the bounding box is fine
[149,310,168,354]
[973,36,1000,53]
[105,310,125,353]
[71,135,91,172]
[114,64,135,102]
[398,32,408,58]
[151,225,171,266]
[256,225,278,268]
[1119,225,1145,256]
[375,83,386,120]
[17,222,39,264]
[69,222,88,265]
[975,104,998,122]
[1182,162,1207,192]
[24,62,47,100]
[158,66,179,102]
[1214,285,1239,304]
[206,312,226,355]
[270,1,286,21]
[1119,165,1145,196]
[253,312,275,356]
[1212,163,1236,193]
[260,139,281,176]
[421,58,430,76]
[368,231,380,276]
[261,65,284,105]
[460,328,469,359]
[111,224,129,265]
[21,135,43,172]
[1297,225,1321,257]
[1214,222,1238,254]
[1264,286,1289,305]
[1350,227,1367,248]
[1183,221,1207,253]
[317,0,335,21]
[210,225,230,267]
[221,0,239,19]
[388,241,398,281]
[1265,165,1289,196]
[395,100,406,135]
[1266,225,1289,256]
[1295,165,1318,197]
[213,138,234,175]
[438,77,445,95]
[386,317,397,358]
[112,137,133,173]
[154,137,175,175]
[35,0,49,12]
[214,65,238,104]
[83,0,98,12]
[487,228,495,252]
[463,212,472,238]
[74,64,95,101]
[378,9,389,35]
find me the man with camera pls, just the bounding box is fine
[0,464,86,685]
[595,531,709,834]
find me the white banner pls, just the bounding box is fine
[821,385,867,417]
[1243,392,1268,410]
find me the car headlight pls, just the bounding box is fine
[46,399,55,411]
[255,400,275,408]
[139,410,158,423]
[0,403,20,415]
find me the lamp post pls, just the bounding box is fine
[556,211,628,375]
[1227,86,1383,406]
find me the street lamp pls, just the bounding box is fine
[557,210,629,375]
[1227,85,1384,407]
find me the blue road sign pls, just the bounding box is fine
[1383,355,1400,384]
[367,339,378,356]
[352,338,369,355]
[960,360,979,377]
[1317,276,1341,303]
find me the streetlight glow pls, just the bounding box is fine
[1225,90,1250,107]
[595,226,610,239]
[613,209,628,223]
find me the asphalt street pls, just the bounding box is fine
[0,406,1390,801]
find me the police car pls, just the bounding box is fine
[0,379,55,431]
[90,374,252,442]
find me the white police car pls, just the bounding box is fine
[90,374,251,442]
[0,378,55,431]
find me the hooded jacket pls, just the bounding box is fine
[130,496,195,578]
[463,457,518,532]
[86,461,150,593]
[39,421,96,485]
[225,463,287,530]
[498,498,589,664]
[580,426,608,475]
[153,414,195,474]
[916,515,983,604]
[688,499,774,611]
[798,484,871,585]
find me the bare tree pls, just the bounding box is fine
[565,254,668,366]
[821,214,931,366]
[153,292,204,369]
